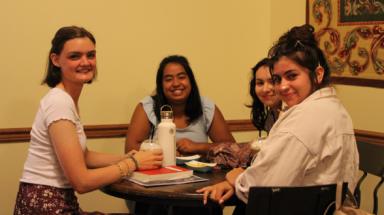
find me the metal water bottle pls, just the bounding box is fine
[158,105,176,166]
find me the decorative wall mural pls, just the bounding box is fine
[307,0,384,88]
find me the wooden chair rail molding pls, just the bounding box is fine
[1,120,383,145]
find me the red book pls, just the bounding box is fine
[126,166,193,182]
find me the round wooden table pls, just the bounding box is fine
[99,167,241,210]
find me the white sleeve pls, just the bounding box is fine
[44,93,77,127]
[235,132,316,203]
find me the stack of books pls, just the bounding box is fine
[125,166,207,187]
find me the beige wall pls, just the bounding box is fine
[0,1,266,214]
[0,0,382,214]
[0,0,269,128]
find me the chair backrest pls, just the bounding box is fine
[354,140,384,214]
[246,183,348,215]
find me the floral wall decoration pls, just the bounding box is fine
[307,0,384,88]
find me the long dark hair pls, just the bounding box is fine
[246,58,273,131]
[269,24,332,91]
[42,26,97,88]
[152,55,202,123]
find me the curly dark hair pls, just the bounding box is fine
[151,55,202,123]
[269,24,332,91]
[42,26,97,88]
[246,58,277,131]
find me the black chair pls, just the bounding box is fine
[354,140,384,215]
[245,183,348,215]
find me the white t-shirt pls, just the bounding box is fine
[20,88,86,188]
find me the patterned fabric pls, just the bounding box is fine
[206,142,251,169]
[14,182,130,215]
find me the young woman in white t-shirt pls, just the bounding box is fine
[14,26,163,215]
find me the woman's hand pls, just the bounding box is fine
[226,167,245,187]
[176,149,196,157]
[176,138,200,154]
[196,181,234,206]
[133,150,163,170]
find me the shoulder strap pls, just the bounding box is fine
[335,181,343,210]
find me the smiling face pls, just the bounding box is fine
[254,66,280,108]
[162,62,191,106]
[272,56,313,108]
[51,37,96,86]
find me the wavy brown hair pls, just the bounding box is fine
[246,58,275,131]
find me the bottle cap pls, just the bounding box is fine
[160,105,173,119]
[161,111,173,119]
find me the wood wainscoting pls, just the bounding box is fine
[1,120,383,145]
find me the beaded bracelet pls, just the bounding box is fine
[115,163,127,182]
[127,155,139,171]
[122,159,131,176]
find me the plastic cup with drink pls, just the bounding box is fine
[139,139,163,153]
[249,136,266,164]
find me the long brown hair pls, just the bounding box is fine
[246,58,275,131]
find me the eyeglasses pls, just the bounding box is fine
[268,40,306,59]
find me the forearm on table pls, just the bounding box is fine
[226,167,245,187]
[195,142,223,155]
[234,172,250,204]
[72,159,134,194]
[84,150,125,169]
